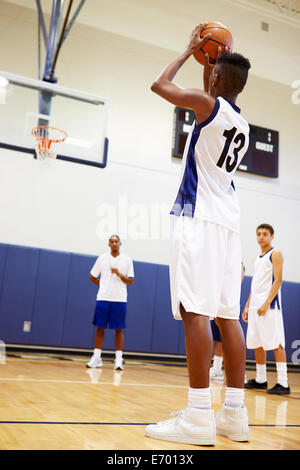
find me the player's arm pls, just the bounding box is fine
[111,268,134,285]
[151,24,215,121]
[258,251,283,316]
[89,273,100,286]
[119,275,134,285]
[242,292,251,323]
[89,258,101,287]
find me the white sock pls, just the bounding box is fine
[276,362,288,388]
[93,348,101,358]
[188,387,212,409]
[256,364,267,383]
[115,350,123,361]
[224,387,244,408]
[213,355,223,372]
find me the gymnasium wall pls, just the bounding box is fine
[0,1,300,282]
[0,242,299,363]
[0,1,299,357]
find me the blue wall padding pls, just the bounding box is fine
[240,275,254,359]
[0,242,299,363]
[0,245,39,344]
[280,282,300,363]
[0,243,8,300]
[125,261,157,352]
[30,250,71,346]
[61,254,98,349]
[151,264,181,354]
[177,324,186,355]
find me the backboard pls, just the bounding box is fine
[0,70,109,168]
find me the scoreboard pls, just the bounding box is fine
[239,124,279,177]
[172,106,279,178]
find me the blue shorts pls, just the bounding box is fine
[93,301,127,329]
[211,319,222,342]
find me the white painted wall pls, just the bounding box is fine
[0,1,299,282]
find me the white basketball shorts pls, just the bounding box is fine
[246,307,285,351]
[170,215,242,320]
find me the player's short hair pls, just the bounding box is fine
[215,52,251,95]
[256,224,274,235]
[109,234,121,241]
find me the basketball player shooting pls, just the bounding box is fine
[145,24,251,445]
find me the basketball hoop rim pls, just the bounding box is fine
[32,125,68,143]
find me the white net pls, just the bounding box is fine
[32,126,67,160]
[34,148,57,160]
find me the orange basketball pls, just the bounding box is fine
[193,22,233,65]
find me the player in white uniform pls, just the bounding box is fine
[87,235,134,371]
[145,24,251,445]
[242,224,290,395]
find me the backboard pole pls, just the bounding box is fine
[61,0,86,46]
[36,0,86,128]
[49,0,74,80]
[35,0,48,48]
[43,0,64,83]
[38,0,64,127]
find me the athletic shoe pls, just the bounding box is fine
[267,383,291,395]
[244,379,267,390]
[86,356,103,368]
[145,408,216,446]
[210,367,224,381]
[216,405,250,442]
[114,358,124,371]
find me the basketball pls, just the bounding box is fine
[194,22,233,65]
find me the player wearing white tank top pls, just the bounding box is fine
[242,224,290,395]
[145,24,251,446]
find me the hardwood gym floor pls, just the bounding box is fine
[0,352,299,450]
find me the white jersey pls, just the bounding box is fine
[171,96,249,233]
[90,253,134,302]
[249,248,282,311]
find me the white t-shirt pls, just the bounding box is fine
[90,253,134,302]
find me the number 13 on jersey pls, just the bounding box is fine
[217,127,246,172]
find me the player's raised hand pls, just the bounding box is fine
[203,45,231,94]
[204,45,230,72]
[186,24,211,54]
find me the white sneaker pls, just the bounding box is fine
[210,367,224,381]
[216,404,250,442]
[145,408,216,446]
[86,356,103,368]
[114,358,124,370]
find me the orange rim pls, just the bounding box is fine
[32,126,68,144]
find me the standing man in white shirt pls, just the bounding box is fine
[87,235,134,371]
